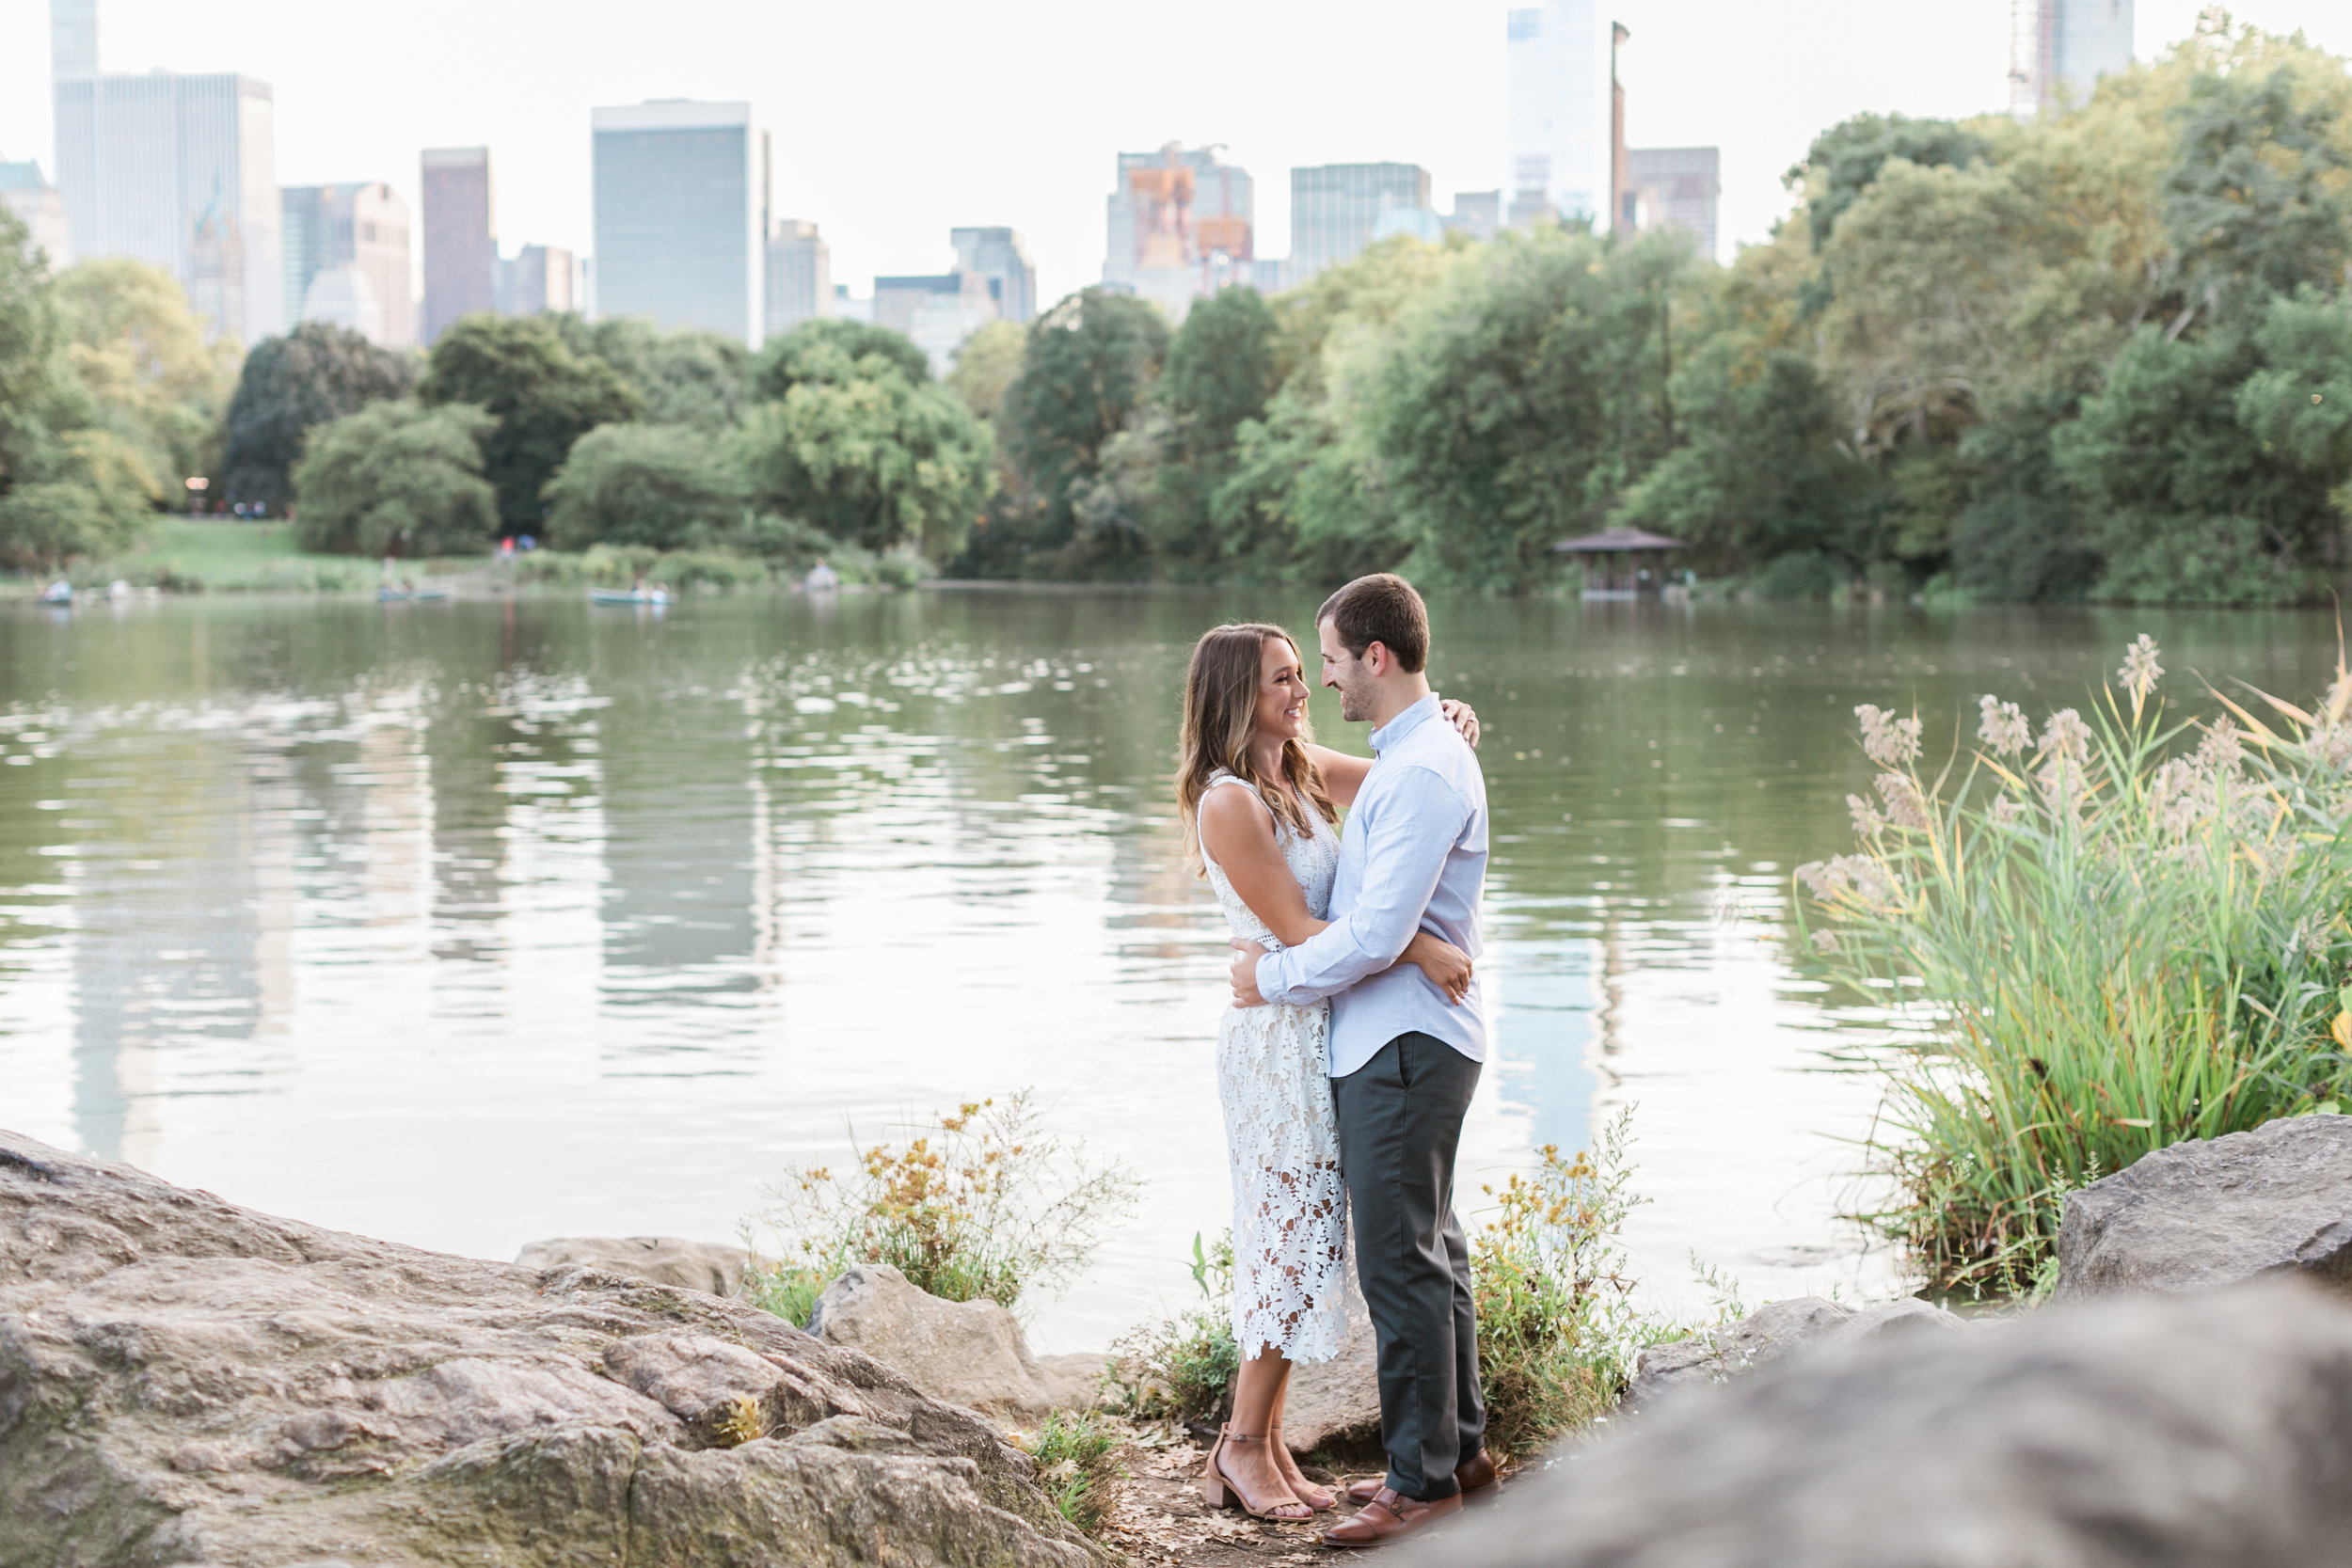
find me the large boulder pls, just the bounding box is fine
[1279,1272,1379,1454]
[513,1235,750,1297]
[0,1130,1104,1568]
[2056,1113,2352,1301]
[1407,1280,2352,1568]
[1625,1295,1966,1412]
[808,1264,1097,1420]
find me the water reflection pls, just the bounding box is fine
[0,593,2340,1344]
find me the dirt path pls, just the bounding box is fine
[1101,1435,1494,1565]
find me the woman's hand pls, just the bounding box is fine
[1402,930,1473,1005]
[1440,698,1481,751]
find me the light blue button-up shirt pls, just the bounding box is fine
[1254,692,1489,1078]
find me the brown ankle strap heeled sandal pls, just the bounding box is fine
[1268,1423,1336,1512]
[1201,1423,1314,1522]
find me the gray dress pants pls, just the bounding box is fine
[1330,1030,1485,1499]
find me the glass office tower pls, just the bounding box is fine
[591,101,759,345]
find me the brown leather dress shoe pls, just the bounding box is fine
[1320,1485,1461,1548]
[1345,1450,1498,1506]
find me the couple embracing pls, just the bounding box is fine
[1176,574,1492,1550]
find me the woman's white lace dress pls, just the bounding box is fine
[1200,769,1348,1364]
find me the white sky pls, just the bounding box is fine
[1,1,2344,306]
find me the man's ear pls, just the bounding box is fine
[1362,640,1391,678]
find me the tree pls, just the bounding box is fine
[542,423,749,549]
[1366,226,1695,589]
[2164,61,2352,330]
[1148,287,1276,567]
[416,315,638,534]
[738,364,993,559]
[752,319,930,401]
[221,323,416,513]
[995,289,1168,574]
[946,319,1025,422]
[0,428,159,567]
[557,316,749,431]
[0,206,63,502]
[1790,113,1993,251]
[2237,290,2352,534]
[52,257,235,496]
[291,400,499,557]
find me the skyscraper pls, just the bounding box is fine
[1289,164,1431,283]
[281,182,414,349]
[1624,148,1720,261]
[764,219,831,337]
[1103,144,1253,318]
[950,227,1037,324]
[421,147,495,343]
[51,0,96,80]
[590,101,760,345]
[2010,0,2135,117]
[52,69,281,345]
[495,244,576,317]
[873,271,997,374]
[1507,0,1607,227]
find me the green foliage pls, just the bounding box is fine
[1007,1412,1123,1534]
[541,422,748,549]
[222,322,416,513]
[290,400,499,557]
[989,288,1169,577]
[753,318,930,400]
[513,542,776,590]
[945,318,1025,422]
[1790,112,1993,251]
[1470,1112,1661,1463]
[745,1093,1138,1312]
[1796,641,2352,1293]
[417,314,639,533]
[1102,1232,1239,1425]
[0,429,159,566]
[52,258,238,497]
[738,356,993,558]
[558,316,750,432]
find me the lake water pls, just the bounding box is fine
[0,589,2339,1349]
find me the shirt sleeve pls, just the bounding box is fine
[1256,765,1465,1006]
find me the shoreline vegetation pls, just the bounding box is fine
[6,19,2349,607]
[1797,633,2352,1297]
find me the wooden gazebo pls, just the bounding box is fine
[1553,526,1687,598]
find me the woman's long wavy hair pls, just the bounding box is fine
[1176,623,1339,875]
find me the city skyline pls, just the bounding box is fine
[2,0,2338,324]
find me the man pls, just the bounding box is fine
[1229,573,1494,1549]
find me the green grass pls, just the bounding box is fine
[69,519,382,592]
[1008,1410,1122,1533]
[1797,639,2352,1295]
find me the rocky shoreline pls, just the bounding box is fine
[9,1114,2352,1566]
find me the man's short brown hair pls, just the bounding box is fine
[1317,573,1429,673]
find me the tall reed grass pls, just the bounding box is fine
[1796,636,2352,1294]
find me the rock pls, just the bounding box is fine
[1625,1294,1966,1412]
[1035,1352,1109,1412]
[809,1262,1083,1421]
[2056,1113,2352,1301]
[0,1129,1104,1568]
[1406,1280,2352,1568]
[1280,1273,1379,1454]
[513,1235,750,1297]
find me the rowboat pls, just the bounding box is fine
[588,588,669,606]
[379,587,451,602]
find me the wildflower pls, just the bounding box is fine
[1990,795,2028,826]
[2192,721,2243,776]
[2151,756,2204,836]
[1876,772,1931,831]
[2117,635,2163,706]
[1811,929,1840,953]
[1856,705,1923,768]
[1847,793,1885,835]
[1977,695,2030,757]
[2037,709,2091,768]
[1793,861,1834,897]
[1829,853,1897,904]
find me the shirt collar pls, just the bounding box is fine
[1369,692,1442,756]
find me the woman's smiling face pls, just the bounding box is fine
[1255,634,1310,744]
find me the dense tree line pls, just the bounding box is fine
[4,19,2343,601]
[962,20,2351,601]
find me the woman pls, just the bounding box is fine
[1176,622,1478,1523]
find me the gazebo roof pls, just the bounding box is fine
[1552,527,1688,554]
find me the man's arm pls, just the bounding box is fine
[1253,767,1465,1006]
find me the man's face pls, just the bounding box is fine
[1317,618,1376,723]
